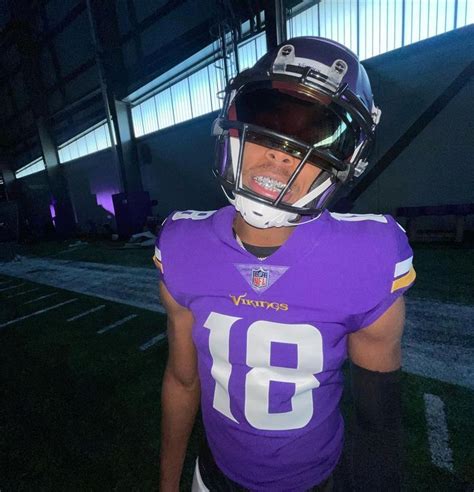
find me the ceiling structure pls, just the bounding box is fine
[0,0,273,170]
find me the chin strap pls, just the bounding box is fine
[233,174,334,229]
[292,176,333,208]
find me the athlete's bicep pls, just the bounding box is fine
[348,296,405,372]
[160,281,198,388]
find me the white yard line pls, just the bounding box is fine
[23,292,58,305]
[0,256,165,313]
[97,314,138,334]
[6,287,41,298]
[423,394,454,472]
[67,304,106,322]
[139,332,167,351]
[0,298,78,329]
[0,282,25,292]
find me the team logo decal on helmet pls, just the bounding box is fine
[213,36,381,229]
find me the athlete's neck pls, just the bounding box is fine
[233,213,295,247]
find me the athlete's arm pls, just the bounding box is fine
[347,296,405,491]
[159,281,200,492]
[348,295,405,371]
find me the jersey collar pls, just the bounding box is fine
[211,205,329,266]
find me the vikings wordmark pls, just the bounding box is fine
[230,293,288,311]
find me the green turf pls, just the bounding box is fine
[337,364,474,491]
[401,374,474,491]
[13,239,154,268]
[0,278,167,490]
[409,243,474,305]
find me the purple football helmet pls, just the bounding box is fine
[213,36,381,228]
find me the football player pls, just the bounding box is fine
[155,37,415,491]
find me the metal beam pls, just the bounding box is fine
[125,21,215,98]
[9,0,76,236]
[40,1,87,44]
[126,0,145,65]
[264,0,287,50]
[120,0,186,44]
[109,98,143,193]
[36,119,76,237]
[0,168,15,201]
[39,4,70,127]
[85,0,124,189]
[86,0,142,194]
[48,88,102,121]
[0,2,86,51]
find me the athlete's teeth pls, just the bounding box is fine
[254,176,287,192]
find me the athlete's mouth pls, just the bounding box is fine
[247,174,294,201]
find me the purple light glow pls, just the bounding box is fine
[88,165,120,216]
[95,190,118,215]
[49,200,56,224]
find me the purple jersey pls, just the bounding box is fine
[154,206,415,491]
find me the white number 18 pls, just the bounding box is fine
[203,312,324,431]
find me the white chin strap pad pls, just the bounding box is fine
[234,177,333,229]
[234,195,298,228]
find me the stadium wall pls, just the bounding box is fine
[136,112,227,221]
[63,149,121,233]
[355,25,473,225]
[18,171,53,238]
[18,149,122,236]
[28,25,471,234]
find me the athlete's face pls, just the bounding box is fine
[241,141,322,205]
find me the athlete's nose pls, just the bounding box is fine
[265,148,294,166]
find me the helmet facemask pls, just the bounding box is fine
[216,121,337,212]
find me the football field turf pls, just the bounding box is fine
[0,240,473,490]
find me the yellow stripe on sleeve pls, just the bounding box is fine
[152,255,163,273]
[391,266,416,293]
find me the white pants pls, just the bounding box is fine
[191,458,210,492]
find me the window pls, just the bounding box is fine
[130,33,267,139]
[155,89,176,130]
[188,66,214,118]
[171,78,193,124]
[58,121,115,164]
[287,0,473,61]
[130,0,472,140]
[15,157,46,179]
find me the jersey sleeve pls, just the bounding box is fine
[152,235,164,280]
[152,215,186,307]
[351,217,416,330]
[151,211,205,308]
[152,218,168,282]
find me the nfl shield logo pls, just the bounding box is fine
[252,267,269,289]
